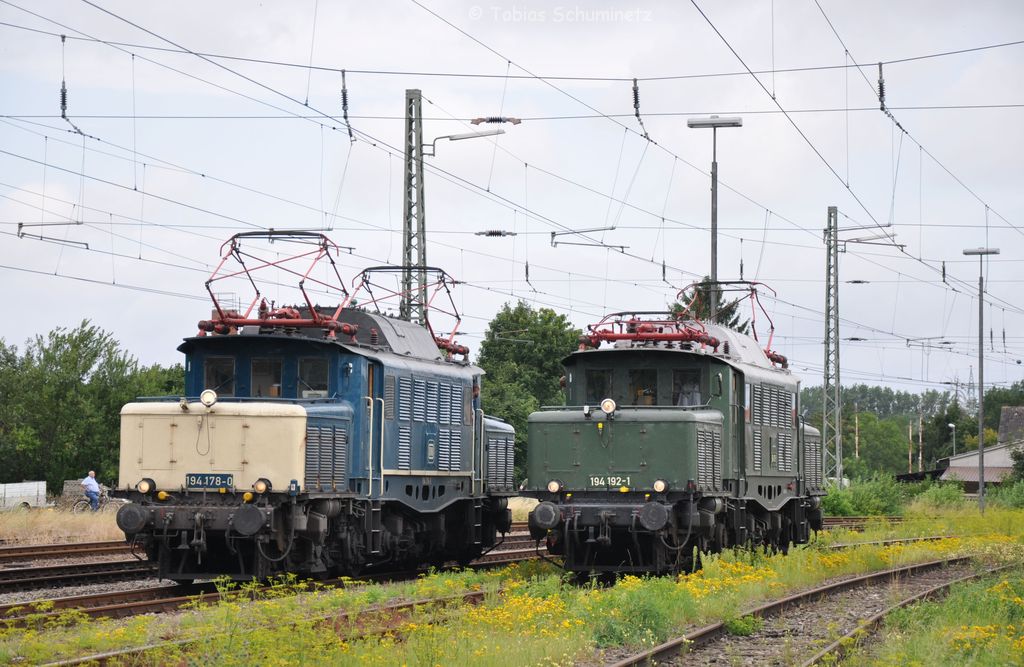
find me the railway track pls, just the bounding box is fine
[0,541,548,628]
[0,540,132,564]
[608,556,1004,666]
[0,560,158,594]
[822,515,905,530]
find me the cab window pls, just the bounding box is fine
[252,358,283,397]
[628,368,657,405]
[298,358,329,398]
[672,369,702,406]
[205,357,235,396]
[585,369,612,404]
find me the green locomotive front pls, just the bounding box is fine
[523,312,824,575]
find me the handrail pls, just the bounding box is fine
[365,397,374,498]
[375,397,386,497]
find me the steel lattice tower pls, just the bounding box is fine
[400,89,427,324]
[823,206,843,482]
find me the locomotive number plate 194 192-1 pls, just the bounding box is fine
[185,473,234,489]
[588,476,631,487]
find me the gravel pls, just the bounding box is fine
[666,560,978,666]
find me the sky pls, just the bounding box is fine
[0,0,1022,396]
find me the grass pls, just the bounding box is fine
[0,508,122,545]
[3,509,1023,665]
[508,496,537,522]
[843,568,1024,666]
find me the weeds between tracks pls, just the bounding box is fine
[2,509,1024,666]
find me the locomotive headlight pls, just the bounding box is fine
[546,479,562,494]
[600,397,617,415]
[253,478,271,494]
[653,479,668,493]
[200,389,218,407]
[136,478,155,494]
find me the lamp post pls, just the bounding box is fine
[962,246,999,512]
[423,128,505,157]
[948,423,956,457]
[687,115,742,323]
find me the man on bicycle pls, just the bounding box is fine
[81,471,100,512]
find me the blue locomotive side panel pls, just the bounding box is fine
[116,305,514,582]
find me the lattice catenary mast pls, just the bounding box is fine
[823,206,843,482]
[400,89,427,324]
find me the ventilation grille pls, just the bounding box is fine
[486,435,515,491]
[435,427,462,471]
[413,379,427,422]
[778,432,794,472]
[754,385,793,428]
[304,424,348,492]
[439,383,451,424]
[451,385,464,425]
[398,425,412,470]
[697,429,722,490]
[752,430,762,471]
[804,437,823,489]
[398,377,413,421]
[383,375,396,420]
[396,377,467,426]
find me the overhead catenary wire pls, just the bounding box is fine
[4,2,1019,389]
[2,17,1021,83]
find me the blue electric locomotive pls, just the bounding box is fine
[113,233,515,580]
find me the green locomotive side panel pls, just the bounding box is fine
[525,408,724,493]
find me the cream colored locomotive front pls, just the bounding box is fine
[117,400,307,493]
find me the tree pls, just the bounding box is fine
[477,302,581,482]
[841,411,909,476]
[0,322,184,493]
[672,277,750,333]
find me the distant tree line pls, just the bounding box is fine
[0,322,182,494]
[801,381,1024,478]
[2,313,1019,493]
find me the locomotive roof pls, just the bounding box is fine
[180,307,461,366]
[567,320,795,386]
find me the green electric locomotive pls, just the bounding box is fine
[523,305,824,575]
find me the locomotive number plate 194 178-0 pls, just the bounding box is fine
[185,473,234,489]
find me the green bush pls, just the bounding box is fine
[822,486,855,516]
[988,481,1024,509]
[822,474,908,515]
[913,483,965,509]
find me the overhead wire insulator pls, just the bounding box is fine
[474,229,517,237]
[471,116,521,125]
[60,80,67,119]
[632,77,649,140]
[340,69,354,142]
[877,62,886,111]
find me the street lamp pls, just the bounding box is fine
[962,246,999,512]
[948,423,956,457]
[687,115,742,323]
[423,128,505,156]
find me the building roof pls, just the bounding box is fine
[946,441,1017,468]
[940,466,1015,483]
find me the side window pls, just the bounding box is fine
[299,358,329,398]
[252,358,283,397]
[627,368,658,405]
[745,384,752,422]
[205,357,235,396]
[585,369,612,404]
[672,369,702,406]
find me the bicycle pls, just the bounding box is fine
[72,486,111,514]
